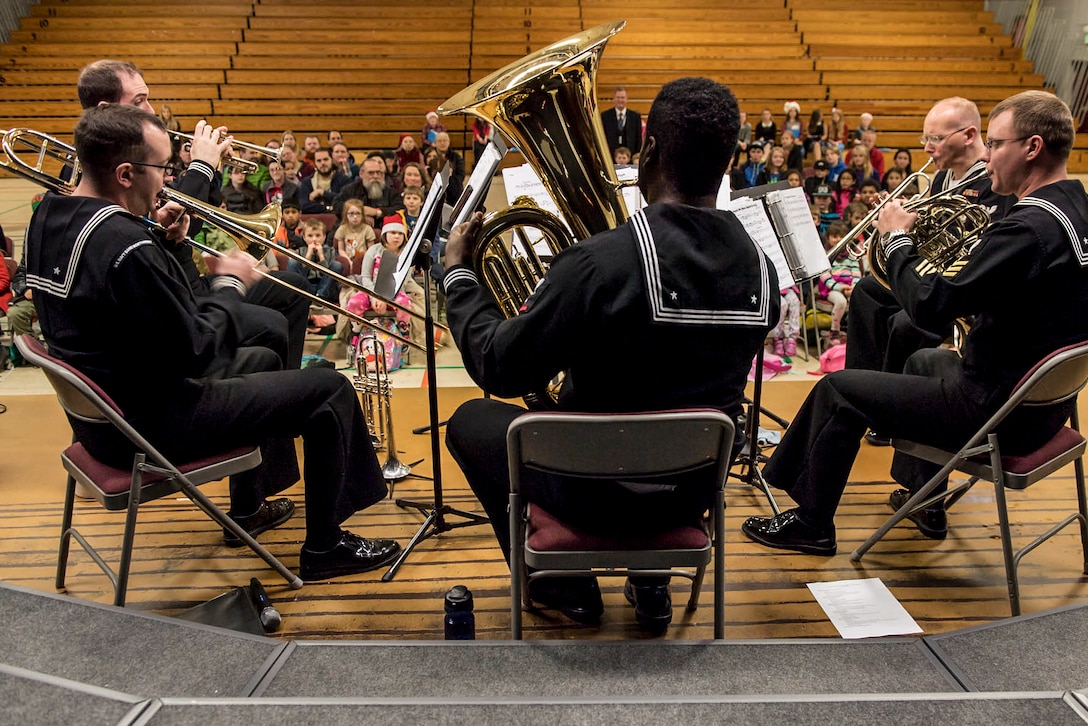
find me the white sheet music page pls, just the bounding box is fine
[764,186,831,281]
[807,578,923,639]
[729,196,795,289]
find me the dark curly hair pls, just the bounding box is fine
[644,77,740,197]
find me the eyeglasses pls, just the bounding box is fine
[125,160,185,177]
[983,135,1031,151]
[919,126,969,146]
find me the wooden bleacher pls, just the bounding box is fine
[0,0,1084,170]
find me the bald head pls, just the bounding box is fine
[922,96,984,175]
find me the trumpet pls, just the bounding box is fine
[352,336,412,481]
[0,127,444,350]
[168,129,282,175]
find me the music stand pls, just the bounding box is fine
[381,158,506,581]
[728,184,830,514]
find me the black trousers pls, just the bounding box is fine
[445,398,720,567]
[845,274,944,375]
[763,348,1072,528]
[81,348,386,550]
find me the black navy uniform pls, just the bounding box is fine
[26,193,386,541]
[444,203,778,557]
[845,159,1016,375]
[765,180,1088,525]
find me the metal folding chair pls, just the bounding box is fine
[507,410,734,639]
[15,334,303,606]
[852,341,1088,615]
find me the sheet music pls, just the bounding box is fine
[729,196,794,290]
[615,165,646,213]
[764,186,831,282]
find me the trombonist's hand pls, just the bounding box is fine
[189,120,233,170]
[205,250,261,289]
[444,211,483,269]
[155,201,190,243]
[873,198,918,237]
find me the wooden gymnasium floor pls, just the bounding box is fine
[2,351,1088,641]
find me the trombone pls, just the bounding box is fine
[0,127,444,350]
[168,129,282,175]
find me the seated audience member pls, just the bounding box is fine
[742,91,1088,556]
[157,103,180,132]
[817,221,860,346]
[299,147,351,214]
[331,141,358,179]
[757,145,788,185]
[472,118,492,165]
[851,112,875,142]
[334,156,405,225]
[733,140,765,189]
[221,166,263,215]
[422,110,445,148]
[811,184,839,235]
[782,101,803,140]
[301,135,321,165]
[827,107,849,150]
[401,185,425,236]
[279,146,303,182]
[769,282,801,358]
[275,197,306,252]
[857,178,881,209]
[442,77,776,633]
[804,108,825,160]
[883,148,919,196]
[883,168,905,194]
[804,159,830,198]
[754,108,777,145]
[860,129,885,178]
[433,131,466,204]
[5,259,37,367]
[613,146,633,166]
[327,130,343,145]
[334,198,376,262]
[824,145,846,182]
[785,169,804,190]
[281,130,298,153]
[288,218,343,304]
[396,133,424,171]
[262,160,299,206]
[847,143,878,184]
[400,161,431,195]
[26,103,400,578]
[731,110,752,169]
[841,201,868,233]
[780,130,803,170]
[833,168,858,215]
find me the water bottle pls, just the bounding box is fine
[444,585,475,640]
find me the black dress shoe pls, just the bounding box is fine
[742,508,837,556]
[299,532,401,581]
[624,579,672,635]
[223,498,296,547]
[865,430,892,447]
[889,489,947,540]
[527,577,604,625]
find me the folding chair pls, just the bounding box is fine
[852,341,1088,615]
[15,335,303,606]
[507,410,735,639]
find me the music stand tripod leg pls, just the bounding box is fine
[734,344,782,515]
[382,254,490,582]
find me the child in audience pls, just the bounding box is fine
[782,101,803,140]
[833,168,857,216]
[221,166,263,215]
[804,108,825,160]
[275,198,305,252]
[422,111,445,148]
[754,108,777,145]
[883,168,905,194]
[769,283,801,358]
[818,221,861,345]
[402,186,424,235]
[736,141,765,189]
[848,143,878,184]
[811,184,839,236]
[785,169,803,190]
[288,218,343,304]
[613,146,632,166]
[262,160,298,206]
[757,145,787,185]
[827,107,849,150]
[857,178,881,208]
[824,145,846,182]
[804,159,830,199]
[335,198,377,263]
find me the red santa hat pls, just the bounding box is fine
[425,110,439,121]
[381,215,406,236]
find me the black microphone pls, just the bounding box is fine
[249,577,281,633]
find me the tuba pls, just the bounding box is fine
[438,20,632,316]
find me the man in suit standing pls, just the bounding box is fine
[601,87,642,157]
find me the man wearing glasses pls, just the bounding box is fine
[76,59,310,370]
[743,91,1088,555]
[845,97,1015,448]
[24,104,401,580]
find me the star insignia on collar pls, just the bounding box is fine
[53,266,61,276]
[750,294,758,305]
[669,290,679,301]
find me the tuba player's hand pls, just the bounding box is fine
[444,211,484,269]
[873,198,918,237]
